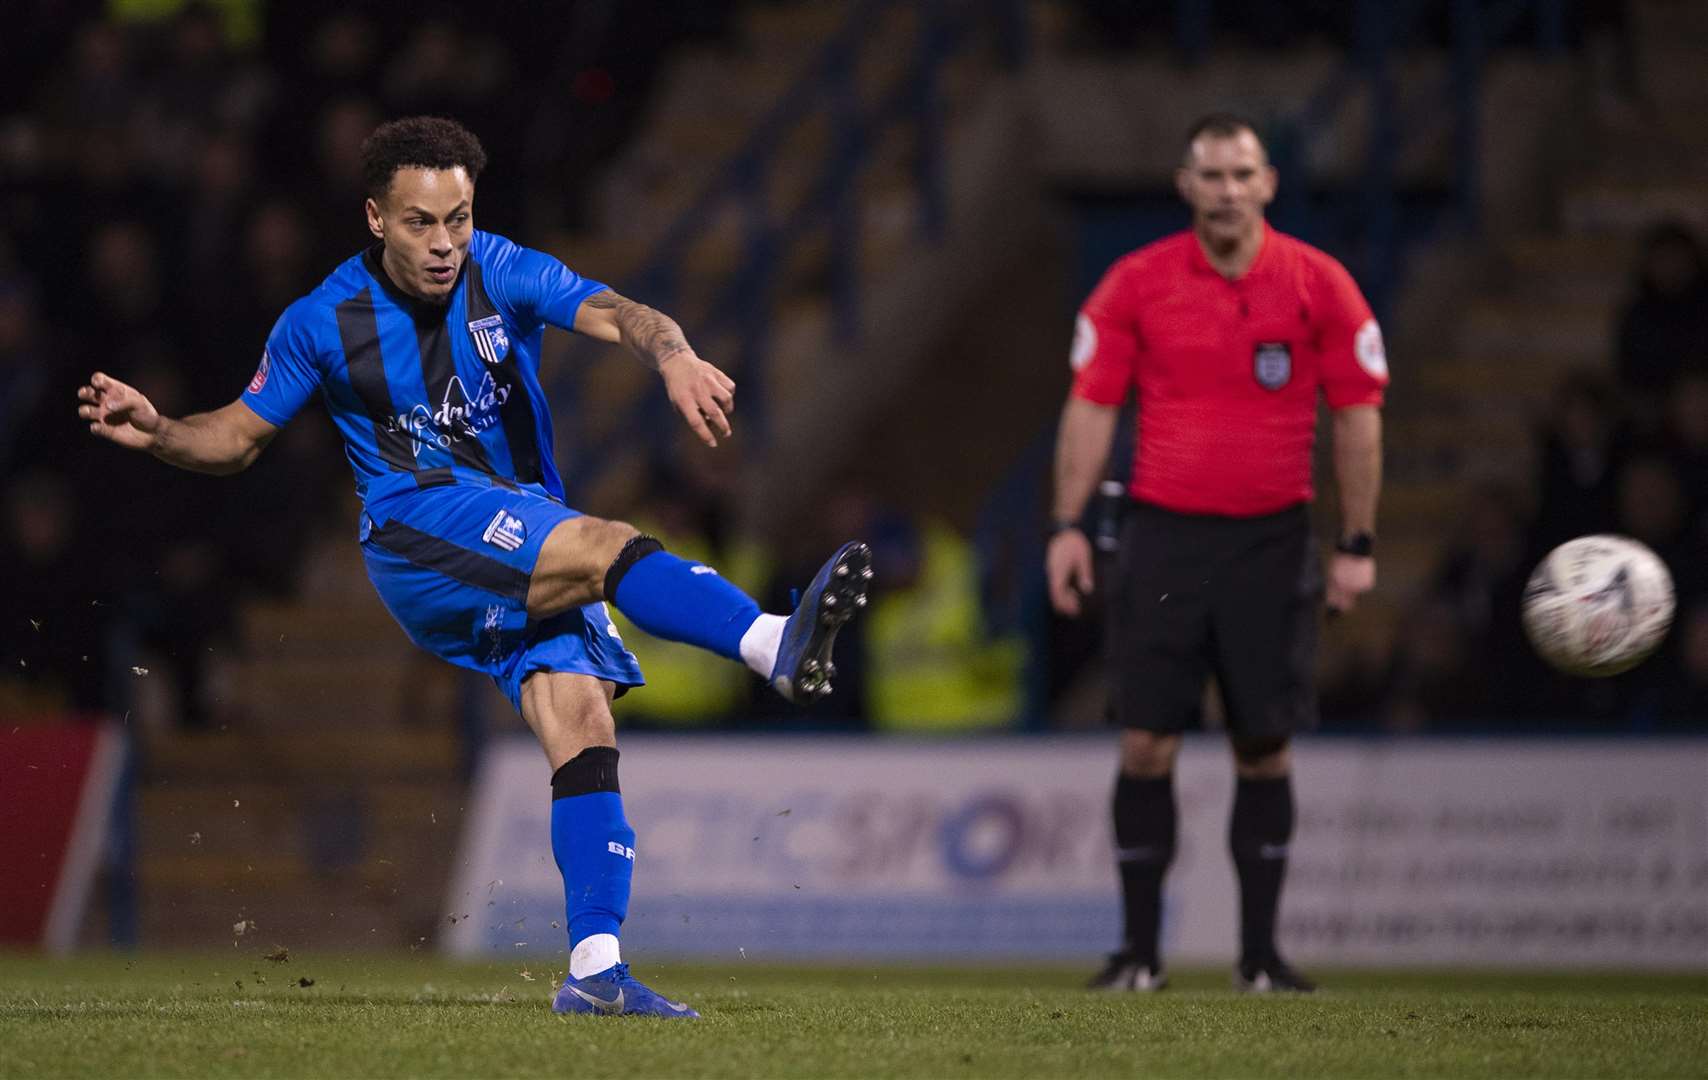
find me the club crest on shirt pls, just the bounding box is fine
[248,349,271,394]
[482,510,526,552]
[1253,341,1292,391]
[468,314,511,365]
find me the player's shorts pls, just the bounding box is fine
[1108,500,1322,737]
[358,478,644,715]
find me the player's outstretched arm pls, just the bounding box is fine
[574,289,736,448]
[77,371,278,476]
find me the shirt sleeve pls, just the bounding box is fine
[1313,256,1388,409]
[240,301,323,427]
[1069,261,1142,405]
[485,234,608,333]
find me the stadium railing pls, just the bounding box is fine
[545,0,1028,508]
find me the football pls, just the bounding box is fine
[1521,534,1676,677]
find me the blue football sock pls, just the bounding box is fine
[609,548,760,661]
[550,748,634,948]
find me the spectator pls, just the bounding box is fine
[1376,598,1481,732]
[1532,369,1624,553]
[1606,454,1701,728]
[306,96,383,264]
[1616,455,1689,564]
[0,471,112,715]
[1411,482,1541,723]
[1614,221,1708,432]
[182,129,257,297]
[1661,371,1708,542]
[255,11,378,183]
[1660,601,1708,725]
[131,3,269,185]
[103,356,237,731]
[34,22,138,166]
[82,220,177,347]
[193,195,316,384]
[0,277,49,468]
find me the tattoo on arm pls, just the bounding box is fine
[588,290,690,368]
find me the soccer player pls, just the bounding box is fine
[1046,114,1387,992]
[78,116,872,1019]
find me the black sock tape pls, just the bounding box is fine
[551,746,621,799]
[602,534,664,603]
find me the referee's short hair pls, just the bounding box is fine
[360,116,488,200]
[1184,112,1264,152]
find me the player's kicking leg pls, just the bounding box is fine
[530,516,872,702]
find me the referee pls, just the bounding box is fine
[1047,114,1387,992]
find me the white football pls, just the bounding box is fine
[1521,534,1676,677]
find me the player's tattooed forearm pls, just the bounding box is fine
[597,291,691,368]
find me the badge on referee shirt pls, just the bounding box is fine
[1253,341,1292,391]
[467,315,511,365]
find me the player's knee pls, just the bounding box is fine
[569,516,641,569]
[1231,736,1290,774]
[522,672,617,760]
[529,517,643,616]
[1119,731,1179,777]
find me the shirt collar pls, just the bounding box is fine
[362,244,456,316]
[1188,220,1274,282]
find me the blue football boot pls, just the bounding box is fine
[770,541,873,703]
[551,964,700,1019]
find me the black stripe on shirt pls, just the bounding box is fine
[337,288,415,471]
[368,520,530,602]
[466,259,543,485]
[414,315,496,476]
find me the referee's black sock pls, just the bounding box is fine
[1229,774,1294,969]
[1112,773,1175,967]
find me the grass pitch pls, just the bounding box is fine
[1,953,1704,1079]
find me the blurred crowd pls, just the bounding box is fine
[1327,221,1708,732]
[1057,0,1630,55]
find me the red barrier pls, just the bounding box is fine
[0,723,125,950]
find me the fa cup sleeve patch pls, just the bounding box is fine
[1070,313,1098,371]
[1355,319,1388,379]
[248,350,271,394]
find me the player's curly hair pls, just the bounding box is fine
[360,116,488,199]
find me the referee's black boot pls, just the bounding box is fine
[1086,951,1167,992]
[1234,955,1316,994]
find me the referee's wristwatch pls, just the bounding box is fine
[1048,519,1084,539]
[1335,531,1376,558]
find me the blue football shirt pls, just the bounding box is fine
[241,230,605,506]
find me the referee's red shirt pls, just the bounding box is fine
[1070,224,1388,517]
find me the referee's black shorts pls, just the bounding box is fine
[1108,500,1323,737]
